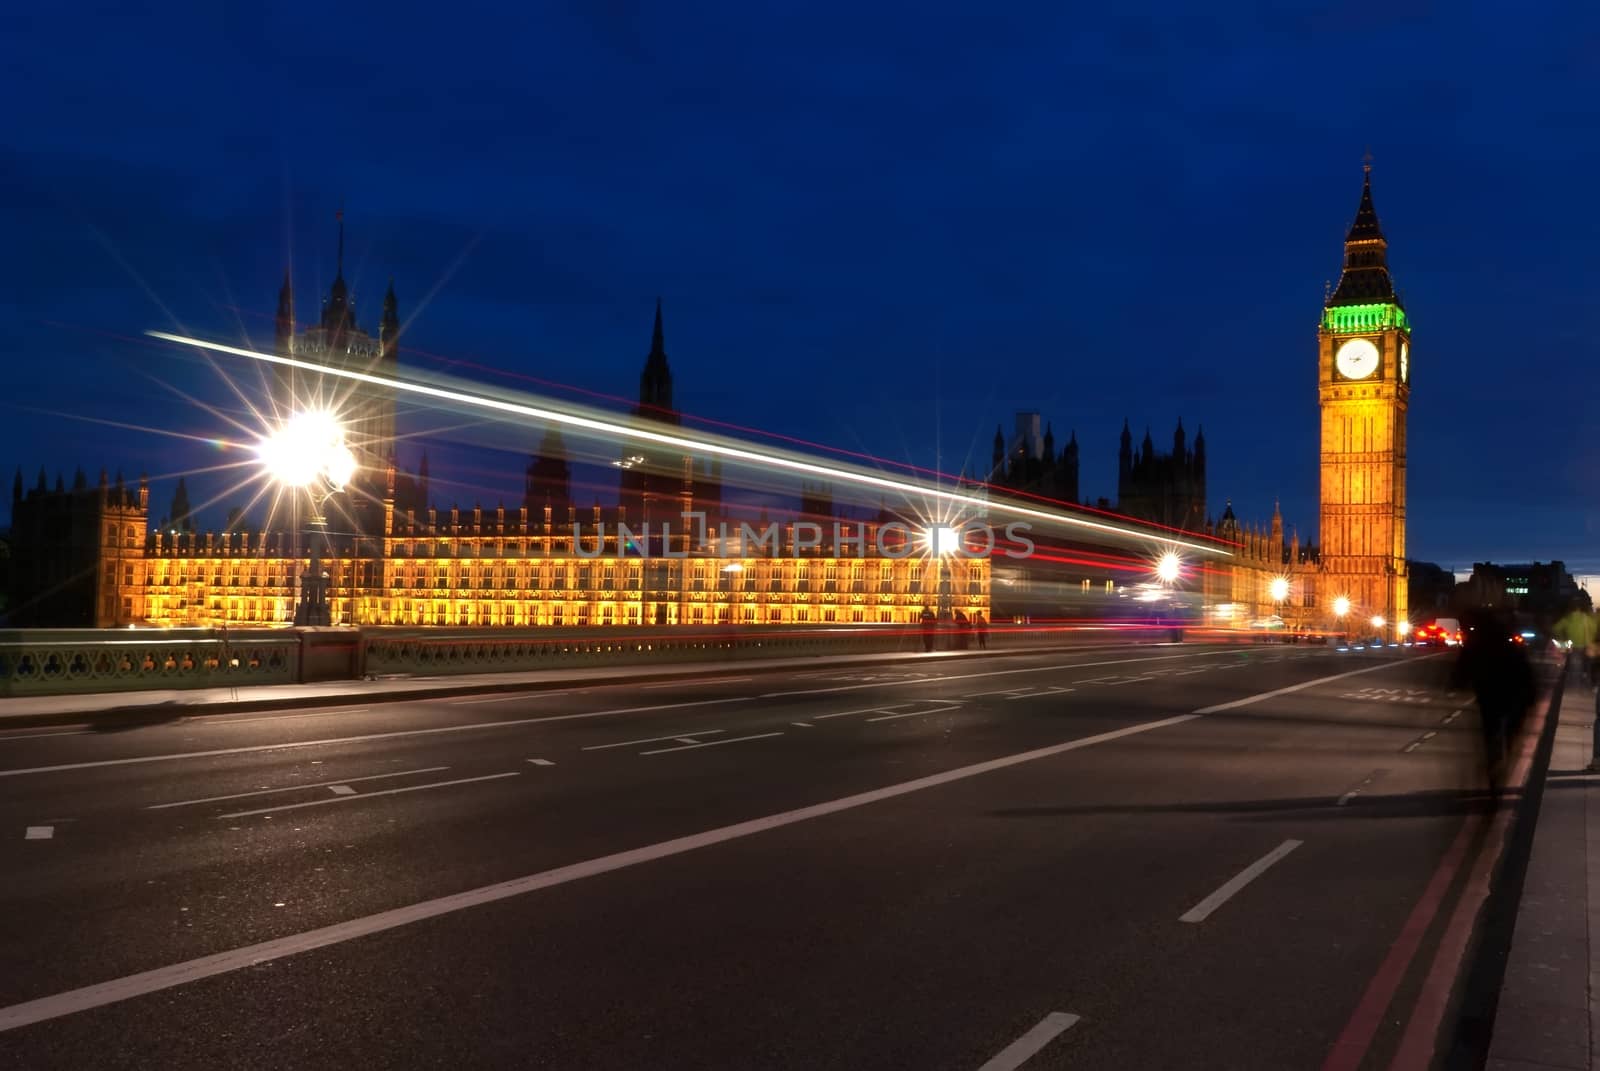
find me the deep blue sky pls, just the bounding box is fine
[3,3,1598,573]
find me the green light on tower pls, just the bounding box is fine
[1321,303,1410,334]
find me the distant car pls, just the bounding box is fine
[1414,620,1462,647]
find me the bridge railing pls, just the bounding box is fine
[0,628,301,696]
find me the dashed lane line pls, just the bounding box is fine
[976,1011,1082,1070]
[582,729,726,752]
[146,767,452,810]
[1180,839,1304,923]
[865,708,960,723]
[219,772,521,819]
[640,732,785,756]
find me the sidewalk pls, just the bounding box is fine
[0,639,1148,727]
[1487,678,1598,1070]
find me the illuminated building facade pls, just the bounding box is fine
[1317,165,1409,632]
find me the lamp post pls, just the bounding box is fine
[257,411,357,628]
[1332,595,1351,644]
[1269,576,1291,642]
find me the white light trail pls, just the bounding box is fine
[146,331,1232,557]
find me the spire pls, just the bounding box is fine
[1328,162,1400,308]
[322,208,351,331]
[638,298,675,418]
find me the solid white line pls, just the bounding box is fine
[1179,839,1303,923]
[977,1012,1082,1070]
[24,826,54,841]
[451,692,567,705]
[0,712,1195,1034]
[582,729,726,751]
[0,729,91,741]
[0,696,751,779]
[790,722,814,728]
[641,676,752,689]
[219,772,520,818]
[757,649,1242,699]
[146,767,452,809]
[527,758,555,766]
[640,732,785,756]
[672,737,701,745]
[866,708,958,723]
[328,785,356,796]
[1192,656,1441,714]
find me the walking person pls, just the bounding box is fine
[1455,610,1536,794]
[1554,599,1598,688]
[919,606,936,653]
[974,611,988,650]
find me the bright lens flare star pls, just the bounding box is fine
[1155,552,1182,584]
[258,411,357,490]
[1332,596,1352,618]
[926,525,960,556]
[1370,615,1386,630]
[1268,576,1290,602]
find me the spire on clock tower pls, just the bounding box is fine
[1329,163,1401,307]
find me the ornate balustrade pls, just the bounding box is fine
[0,629,300,696]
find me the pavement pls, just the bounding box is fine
[0,640,1552,1069]
[1486,671,1599,1070]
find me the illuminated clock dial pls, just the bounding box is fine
[1335,337,1380,380]
[1400,341,1409,383]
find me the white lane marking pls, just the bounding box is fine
[527,758,555,766]
[1421,731,1437,741]
[640,732,785,756]
[758,649,1244,699]
[582,729,727,751]
[451,692,567,705]
[0,696,752,779]
[146,767,452,810]
[641,677,752,689]
[977,1011,1082,1070]
[1179,839,1303,923]
[866,708,959,723]
[187,707,371,726]
[0,712,1196,1034]
[672,737,701,745]
[24,826,54,840]
[1404,742,1421,753]
[219,772,521,819]
[0,729,92,741]
[790,722,814,728]
[1192,656,1441,714]
[1336,792,1358,806]
[328,785,356,796]
[1443,709,1462,724]
[814,704,908,721]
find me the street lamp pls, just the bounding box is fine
[1155,551,1182,585]
[258,411,357,627]
[1332,595,1351,619]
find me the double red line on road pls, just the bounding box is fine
[1321,681,1559,1071]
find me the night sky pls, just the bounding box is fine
[4,4,1598,575]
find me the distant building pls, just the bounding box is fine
[989,415,1079,506]
[1118,419,1206,531]
[1467,560,1582,617]
[1408,561,1455,617]
[6,468,148,628]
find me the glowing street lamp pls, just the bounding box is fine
[1396,620,1412,638]
[1370,614,1386,630]
[1155,551,1182,585]
[257,411,357,627]
[1268,576,1291,603]
[1332,596,1352,619]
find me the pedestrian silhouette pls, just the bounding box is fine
[1453,609,1536,795]
[974,611,988,649]
[919,607,936,653]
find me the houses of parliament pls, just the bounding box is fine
[6,165,1408,635]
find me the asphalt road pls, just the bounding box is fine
[0,641,1516,1069]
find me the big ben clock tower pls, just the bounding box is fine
[1319,162,1409,635]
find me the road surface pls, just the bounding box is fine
[0,642,1509,1069]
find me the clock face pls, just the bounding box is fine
[1400,341,1409,383]
[1335,337,1380,380]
